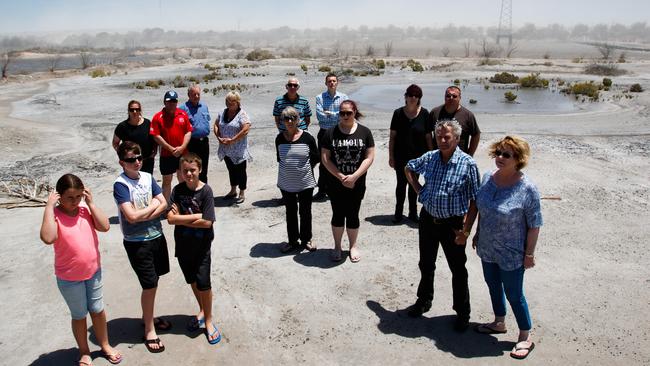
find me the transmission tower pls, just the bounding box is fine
[496,0,513,45]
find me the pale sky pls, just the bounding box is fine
[1,0,648,35]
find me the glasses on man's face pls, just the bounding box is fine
[122,155,143,163]
[128,108,141,112]
[283,117,296,122]
[494,150,513,159]
[286,83,299,88]
[445,93,459,99]
[339,111,354,117]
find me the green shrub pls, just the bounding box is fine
[374,59,385,69]
[504,91,518,102]
[300,64,308,73]
[584,63,626,76]
[245,49,274,61]
[518,73,549,88]
[406,59,424,72]
[567,81,600,99]
[89,68,108,78]
[630,83,644,92]
[318,65,332,72]
[602,78,612,87]
[489,72,519,84]
[453,79,461,85]
[145,79,160,88]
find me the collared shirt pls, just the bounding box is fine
[150,108,192,157]
[406,147,480,218]
[180,101,211,138]
[273,93,312,131]
[315,90,348,130]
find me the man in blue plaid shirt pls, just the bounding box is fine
[404,119,480,332]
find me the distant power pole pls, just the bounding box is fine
[496,0,513,45]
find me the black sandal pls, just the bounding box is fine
[280,242,301,253]
[143,337,165,353]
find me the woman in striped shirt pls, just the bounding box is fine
[275,107,319,253]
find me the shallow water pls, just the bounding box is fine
[350,82,596,114]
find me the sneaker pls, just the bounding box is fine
[407,301,431,318]
[454,316,470,332]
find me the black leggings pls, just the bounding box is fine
[224,156,247,190]
[328,183,365,229]
[394,164,418,216]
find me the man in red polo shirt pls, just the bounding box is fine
[150,90,193,201]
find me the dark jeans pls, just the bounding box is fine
[281,188,313,244]
[188,137,209,183]
[416,208,470,319]
[223,156,247,190]
[316,129,327,193]
[394,164,417,217]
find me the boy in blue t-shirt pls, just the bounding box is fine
[113,141,170,353]
[167,153,221,345]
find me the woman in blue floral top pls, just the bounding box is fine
[460,135,542,360]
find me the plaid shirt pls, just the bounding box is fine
[315,91,348,130]
[406,147,480,218]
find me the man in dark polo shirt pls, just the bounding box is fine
[273,77,312,132]
[180,84,211,183]
[150,90,192,201]
[404,119,480,332]
[429,85,480,156]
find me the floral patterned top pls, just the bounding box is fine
[217,107,252,164]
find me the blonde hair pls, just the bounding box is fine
[488,135,531,170]
[225,91,241,106]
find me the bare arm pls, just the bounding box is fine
[118,193,166,224]
[346,147,375,186]
[231,122,250,142]
[166,203,213,228]
[213,115,221,138]
[524,227,540,269]
[305,115,311,128]
[39,192,59,244]
[404,165,422,194]
[468,132,480,157]
[425,132,434,151]
[112,134,121,152]
[83,188,109,232]
[153,135,174,154]
[274,116,281,130]
[455,200,477,245]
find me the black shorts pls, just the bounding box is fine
[123,235,170,290]
[160,156,181,175]
[175,236,212,291]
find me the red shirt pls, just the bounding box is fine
[150,108,193,157]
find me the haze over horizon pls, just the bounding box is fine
[2,0,649,35]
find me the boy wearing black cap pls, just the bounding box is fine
[150,90,193,201]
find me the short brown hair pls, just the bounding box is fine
[180,152,202,170]
[55,173,84,195]
[488,135,531,170]
[117,141,141,161]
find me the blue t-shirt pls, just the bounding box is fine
[180,101,211,138]
[476,171,543,271]
[113,172,164,242]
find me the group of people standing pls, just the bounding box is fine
[40,73,542,365]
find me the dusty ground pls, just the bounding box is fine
[0,51,649,365]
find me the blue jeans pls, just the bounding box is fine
[56,268,104,320]
[481,261,531,330]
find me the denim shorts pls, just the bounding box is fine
[56,268,104,320]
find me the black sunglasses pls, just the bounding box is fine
[404,93,420,98]
[122,155,143,163]
[339,111,354,117]
[283,117,296,121]
[128,108,141,112]
[445,93,459,99]
[286,83,299,88]
[494,150,512,159]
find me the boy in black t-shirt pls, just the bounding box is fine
[167,153,221,345]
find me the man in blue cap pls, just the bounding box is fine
[150,90,193,201]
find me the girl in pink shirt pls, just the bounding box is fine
[40,174,122,366]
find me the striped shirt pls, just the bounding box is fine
[315,90,348,130]
[406,147,480,218]
[275,131,318,192]
[273,93,312,131]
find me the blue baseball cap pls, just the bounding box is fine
[164,90,178,102]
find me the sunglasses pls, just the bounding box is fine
[128,108,141,112]
[445,93,459,99]
[122,155,143,163]
[494,150,513,159]
[286,83,299,88]
[283,117,296,121]
[404,94,420,98]
[339,111,354,117]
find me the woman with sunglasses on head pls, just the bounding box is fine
[112,100,157,174]
[321,100,375,262]
[459,135,542,360]
[276,107,319,253]
[389,84,433,224]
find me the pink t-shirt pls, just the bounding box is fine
[53,204,101,281]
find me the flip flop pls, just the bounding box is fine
[205,323,222,345]
[474,322,507,334]
[349,248,361,263]
[223,192,237,199]
[78,355,93,366]
[101,350,123,365]
[331,249,343,262]
[153,317,172,331]
[143,337,165,353]
[187,316,205,332]
[510,340,535,359]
